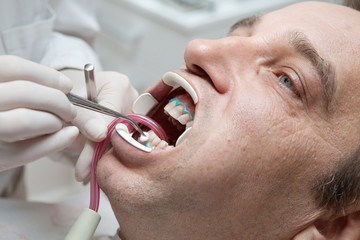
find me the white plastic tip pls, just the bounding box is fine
[64,208,101,240]
[115,123,152,152]
[162,72,198,104]
[132,92,159,115]
[138,131,150,142]
[175,126,192,146]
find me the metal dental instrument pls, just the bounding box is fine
[67,93,145,136]
[84,63,98,103]
[68,63,144,136]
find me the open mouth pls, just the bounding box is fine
[115,72,198,152]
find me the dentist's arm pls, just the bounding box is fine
[0,55,80,171]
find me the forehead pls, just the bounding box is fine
[261,2,360,67]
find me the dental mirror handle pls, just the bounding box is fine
[84,63,97,103]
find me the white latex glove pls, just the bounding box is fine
[0,55,79,171]
[60,69,138,181]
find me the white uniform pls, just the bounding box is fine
[0,0,102,198]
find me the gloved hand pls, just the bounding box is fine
[0,55,79,171]
[60,69,138,181]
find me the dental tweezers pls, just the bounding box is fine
[67,93,144,136]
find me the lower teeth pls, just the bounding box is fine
[138,130,172,150]
[115,124,173,152]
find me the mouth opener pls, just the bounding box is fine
[66,64,144,137]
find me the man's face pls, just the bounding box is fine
[97,2,360,239]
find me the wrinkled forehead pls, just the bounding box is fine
[261,2,360,55]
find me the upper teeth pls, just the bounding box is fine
[163,98,193,147]
[164,99,193,126]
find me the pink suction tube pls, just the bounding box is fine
[89,113,168,212]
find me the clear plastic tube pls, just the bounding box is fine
[89,113,168,212]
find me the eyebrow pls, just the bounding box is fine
[229,15,261,34]
[288,31,334,111]
[230,16,335,111]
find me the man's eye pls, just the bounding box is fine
[279,74,293,89]
[278,74,301,98]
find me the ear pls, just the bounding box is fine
[292,210,360,240]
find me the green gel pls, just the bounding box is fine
[141,140,155,149]
[169,97,194,120]
[137,136,155,149]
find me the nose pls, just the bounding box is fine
[184,37,254,94]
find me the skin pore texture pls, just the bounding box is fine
[97,2,360,240]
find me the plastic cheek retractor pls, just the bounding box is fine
[116,123,152,152]
[115,113,168,152]
[133,92,159,115]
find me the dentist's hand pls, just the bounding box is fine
[61,69,138,181]
[0,55,79,171]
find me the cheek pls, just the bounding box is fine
[167,147,242,210]
[224,97,317,186]
[171,98,279,195]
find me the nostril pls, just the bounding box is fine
[186,63,215,89]
[188,64,207,77]
[187,62,231,94]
